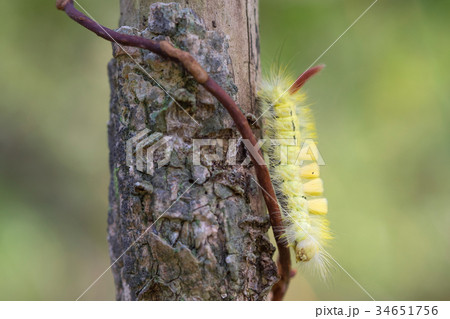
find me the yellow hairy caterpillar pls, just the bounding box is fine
[258,65,332,279]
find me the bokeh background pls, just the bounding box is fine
[1,0,449,300]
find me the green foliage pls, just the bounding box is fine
[261,0,450,300]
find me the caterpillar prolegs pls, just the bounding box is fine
[258,66,332,279]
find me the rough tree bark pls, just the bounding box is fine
[107,0,278,300]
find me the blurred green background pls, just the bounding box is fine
[0,0,449,300]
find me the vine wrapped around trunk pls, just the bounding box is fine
[107,1,278,300]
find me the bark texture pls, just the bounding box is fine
[107,1,277,300]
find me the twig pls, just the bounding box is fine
[56,0,291,300]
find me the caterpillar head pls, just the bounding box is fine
[296,237,332,280]
[295,238,319,262]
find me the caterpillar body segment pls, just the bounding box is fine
[258,66,332,279]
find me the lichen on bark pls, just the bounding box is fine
[107,2,277,300]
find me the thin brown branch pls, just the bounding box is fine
[57,0,291,300]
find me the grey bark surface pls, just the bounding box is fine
[107,1,277,300]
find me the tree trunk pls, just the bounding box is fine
[107,0,277,300]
